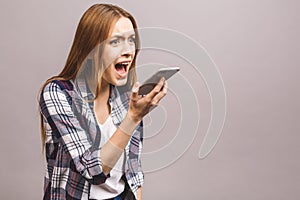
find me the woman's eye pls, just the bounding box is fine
[110,39,120,46]
[128,37,136,45]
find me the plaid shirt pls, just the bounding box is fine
[39,79,144,200]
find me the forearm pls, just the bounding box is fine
[100,127,131,175]
[100,113,140,175]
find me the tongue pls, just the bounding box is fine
[116,65,126,74]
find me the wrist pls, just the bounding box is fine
[127,110,141,124]
[119,112,141,136]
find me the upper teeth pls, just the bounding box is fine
[120,62,129,65]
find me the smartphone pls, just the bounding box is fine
[138,66,180,95]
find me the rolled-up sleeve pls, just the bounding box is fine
[125,122,144,197]
[40,81,108,185]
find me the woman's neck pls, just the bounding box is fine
[94,79,111,124]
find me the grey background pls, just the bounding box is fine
[0,0,299,199]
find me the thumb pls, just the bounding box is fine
[131,82,140,100]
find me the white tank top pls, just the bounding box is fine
[90,115,126,200]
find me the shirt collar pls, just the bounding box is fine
[72,77,121,101]
[72,78,95,100]
[72,77,131,126]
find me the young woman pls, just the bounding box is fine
[39,4,167,200]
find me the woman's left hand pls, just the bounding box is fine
[137,187,142,200]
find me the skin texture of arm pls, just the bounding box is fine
[137,187,142,200]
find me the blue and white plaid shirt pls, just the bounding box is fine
[39,79,144,200]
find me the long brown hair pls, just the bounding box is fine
[38,4,140,150]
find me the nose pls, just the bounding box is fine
[121,41,135,57]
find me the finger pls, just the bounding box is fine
[151,80,168,105]
[131,82,140,101]
[162,80,168,94]
[147,77,165,100]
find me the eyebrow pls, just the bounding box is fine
[110,33,136,38]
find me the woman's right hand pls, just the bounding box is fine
[101,79,167,173]
[128,77,168,123]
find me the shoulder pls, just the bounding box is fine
[41,80,75,99]
[43,79,73,92]
[40,79,75,105]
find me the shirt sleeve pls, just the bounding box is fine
[39,81,108,185]
[137,124,144,187]
[126,123,144,197]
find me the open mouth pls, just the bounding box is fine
[115,61,130,76]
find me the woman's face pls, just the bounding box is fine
[101,17,136,87]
